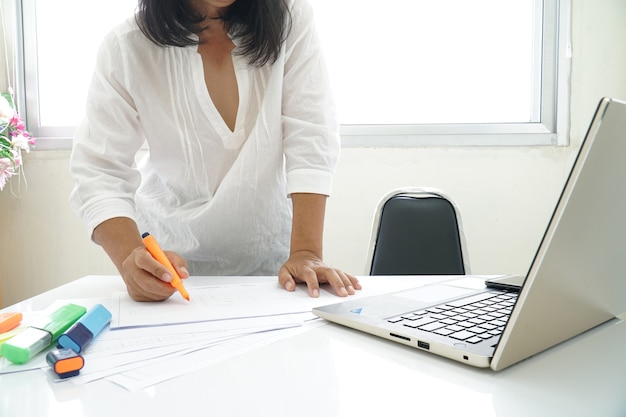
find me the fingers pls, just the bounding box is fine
[136,248,173,283]
[121,247,180,302]
[317,268,359,297]
[278,266,297,292]
[279,258,361,298]
[164,251,189,280]
[301,268,321,298]
[122,268,175,302]
[279,264,321,297]
[346,272,362,291]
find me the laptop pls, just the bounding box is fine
[313,97,626,371]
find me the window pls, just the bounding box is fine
[18,0,137,148]
[15,0,570,148]
[313,0,570,146]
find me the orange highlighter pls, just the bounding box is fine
[0,312,22,334]
[141,232,190,301]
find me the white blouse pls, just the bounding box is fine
[69,0,340,276]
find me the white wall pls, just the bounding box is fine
[1,0,625,307]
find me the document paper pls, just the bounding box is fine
[111,281,328,328]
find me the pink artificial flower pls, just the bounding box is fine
[9,114,25,133]
[0,157,16,191]
[11,133,31,153]
[0,95,35,191]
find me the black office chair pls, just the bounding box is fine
[366,188,470,275]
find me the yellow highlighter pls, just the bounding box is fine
[141,232,190,301]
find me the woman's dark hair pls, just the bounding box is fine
[135,0,292,66]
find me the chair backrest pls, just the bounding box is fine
[366,188,470,276]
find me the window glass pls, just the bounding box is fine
[34,0,136,126]
[21,0,563,146]
[310,0,538,125]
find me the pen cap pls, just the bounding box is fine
[46,348,84,379]
[57,323,91,353]
[1,327,52,364]
[0,327,24,349]
[0,312,22,334]
[57,304,112,353]
[35,304,87,342]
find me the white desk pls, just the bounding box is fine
[1,275,625,417]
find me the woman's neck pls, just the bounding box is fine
[191,0,228,21]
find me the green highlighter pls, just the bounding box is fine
[1,304,86,364]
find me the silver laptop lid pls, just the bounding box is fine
[492,97,626,370]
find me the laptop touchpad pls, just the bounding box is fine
[393,284,477,304]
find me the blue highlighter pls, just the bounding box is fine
[57,304,112,353]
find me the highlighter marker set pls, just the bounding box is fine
[0,303,112,379]
[1,233,183,378]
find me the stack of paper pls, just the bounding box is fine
[0,281,340,391]
[0,275,449,391]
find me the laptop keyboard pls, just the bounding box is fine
[387,290,518,344]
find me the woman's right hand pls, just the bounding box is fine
[92,217,189,302]
[120,246,189,302]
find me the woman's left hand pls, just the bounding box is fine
[278,250,362,298]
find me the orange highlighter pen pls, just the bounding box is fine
[141,232,190,301]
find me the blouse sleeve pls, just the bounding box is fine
[281,0,340,197]
[69,25,145,237]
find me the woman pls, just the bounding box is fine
[70,0,361,301]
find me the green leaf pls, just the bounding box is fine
[1,92,16,110]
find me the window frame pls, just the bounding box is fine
[15,0,571,149]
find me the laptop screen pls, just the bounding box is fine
[492,97,626,370]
